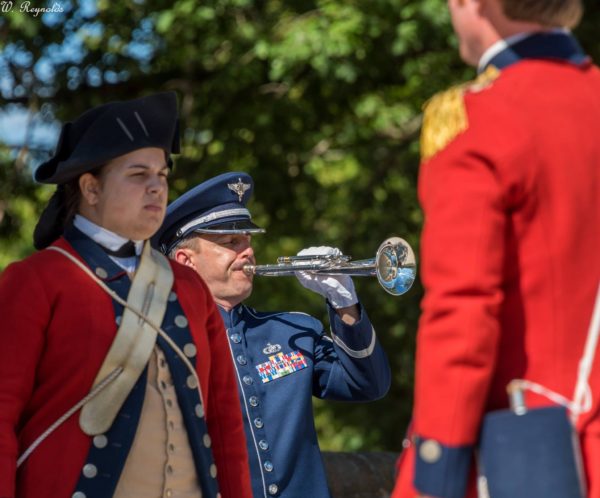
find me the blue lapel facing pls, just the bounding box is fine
[63,225,128,284]
[64,226,145,496]
[65,226,221,497]
[484,32,589,72]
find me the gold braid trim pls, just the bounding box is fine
[420,66,501,161]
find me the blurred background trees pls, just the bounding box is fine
[1,0,599,452]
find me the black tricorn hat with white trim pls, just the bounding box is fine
[34,91,180,184]
[153,171,265,255]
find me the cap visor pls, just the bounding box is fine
[193,220,265,234]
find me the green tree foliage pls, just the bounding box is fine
[1,0,599,451]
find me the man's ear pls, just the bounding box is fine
[79,173,101,206]
[174,248,196,270]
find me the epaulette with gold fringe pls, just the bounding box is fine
[420,65,501,161]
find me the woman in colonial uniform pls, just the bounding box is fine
[0,92,252,498]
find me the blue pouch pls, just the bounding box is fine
[478,405,585,498]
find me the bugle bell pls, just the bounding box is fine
[243,236,417,296]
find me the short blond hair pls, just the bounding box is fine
[501,0,583,28]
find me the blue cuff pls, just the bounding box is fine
[414,436,472,498]
[327,302,375,356]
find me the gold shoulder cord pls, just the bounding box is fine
[421,66,501,162]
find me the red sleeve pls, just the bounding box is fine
[414,134,507,446]
[406,97,519,497]
[0,260,50,498]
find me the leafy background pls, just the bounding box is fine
[1,0,599,452]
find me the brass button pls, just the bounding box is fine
[82,463,97,478]
[174,315,188,328]
[95,267,108,279]
[93,435,108,449]
[195,403,204,418]
[184,343,197,357]
[203,433,212,448]
[210,463,217,478]
[187,375,198,389]
[419,439,442,463]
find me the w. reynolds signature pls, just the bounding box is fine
[1,1,64,17]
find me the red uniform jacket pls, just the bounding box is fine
[0,237,252,498]
[393,37,600,498]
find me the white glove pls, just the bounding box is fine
[294,246,358,309]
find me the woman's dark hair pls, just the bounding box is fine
[63,165,104,228]
[33,165,104,249]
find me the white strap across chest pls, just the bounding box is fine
[17,243,205,467]
[79,242,173,435]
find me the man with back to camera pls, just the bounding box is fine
[392,1,600,497]
[153,171,392,498]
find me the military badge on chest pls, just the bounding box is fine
[256,349,308,383]
[262,342,281,354]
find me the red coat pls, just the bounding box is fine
[0,237,252,498]
[393,55,600,496]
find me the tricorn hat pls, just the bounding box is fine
[34,91,180,184]
[33,91,180,249]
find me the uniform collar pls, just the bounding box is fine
[478,30,589,73]
[74,215,143,273]
[218,303,246,327]
[74,215,144,255]
[63,225,128,280]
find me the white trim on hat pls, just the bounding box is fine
[175,208,252,236]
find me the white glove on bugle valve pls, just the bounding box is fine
[293,246,359,309]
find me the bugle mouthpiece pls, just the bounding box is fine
[242,264,256,275]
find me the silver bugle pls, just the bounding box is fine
[242,236,417,296]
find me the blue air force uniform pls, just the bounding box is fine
[154,172,392,498]
[222,302,389,498]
